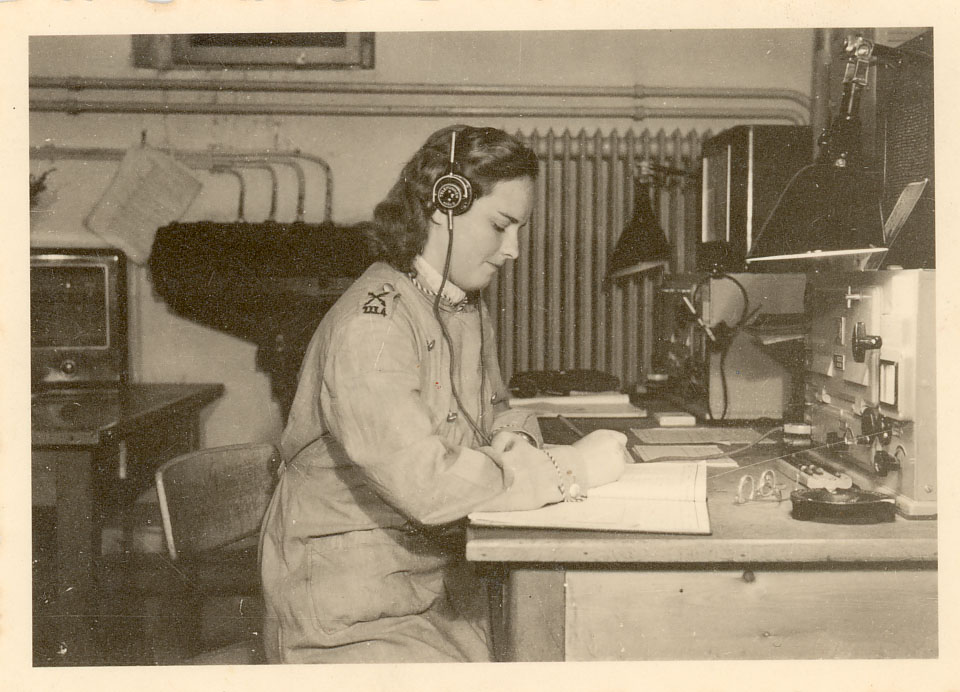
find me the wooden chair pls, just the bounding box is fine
[153,442,282,663]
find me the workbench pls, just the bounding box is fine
[466,417,937,661]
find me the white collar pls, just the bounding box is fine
[412,255,467,305]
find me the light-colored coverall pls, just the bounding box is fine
[260,262,575,663]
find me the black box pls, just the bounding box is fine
[700,125,812,265]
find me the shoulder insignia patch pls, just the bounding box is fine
[362,290,390,317]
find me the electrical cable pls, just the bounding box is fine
[433,220,491,447]
[692,272,751,421]
[641,424,899,482]
[718,345,731,421]
[709,423,899,487]
[748,161,818,256]
[717,273,754,421]
[639,425,783,463]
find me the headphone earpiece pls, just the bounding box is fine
[433,172,473,216]
[432,131,473,218]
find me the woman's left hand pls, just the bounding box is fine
[570,429,629,488]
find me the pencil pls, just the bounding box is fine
[556,415,586,439]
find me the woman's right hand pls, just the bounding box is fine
[571,429,629,489]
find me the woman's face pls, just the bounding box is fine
[423,176,534,291]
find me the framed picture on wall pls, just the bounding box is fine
[132,33,375,70]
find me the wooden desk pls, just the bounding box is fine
[467,417,937,661]
[31,383,223,666]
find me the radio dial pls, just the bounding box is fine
[60,360,77,375]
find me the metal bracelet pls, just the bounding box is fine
[542,447,586,502]
[491,427,539,449]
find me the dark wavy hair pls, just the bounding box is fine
[369,125,539,272]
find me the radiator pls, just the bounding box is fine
[488,128,703,388]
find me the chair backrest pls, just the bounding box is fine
[155,442,282,561]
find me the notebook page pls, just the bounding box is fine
[589,462,705,502]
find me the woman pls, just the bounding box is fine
[260,125,628,663]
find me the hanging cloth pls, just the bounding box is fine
[148,220,375,342]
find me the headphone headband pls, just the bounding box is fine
[432,130,474,219]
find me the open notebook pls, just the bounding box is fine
[468,462,710,534]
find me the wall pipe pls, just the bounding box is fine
[29,98,808,125]
[284,159,308,222]
[29,76,811,113]
[29,145,331,221]
[244,164,280,221]
[210,166,246,221]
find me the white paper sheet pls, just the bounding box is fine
[84,147,202,264]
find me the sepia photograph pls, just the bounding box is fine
[2,2,957,691]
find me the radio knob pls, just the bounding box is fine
[60,360,77,375]
[873,450,899,477]
[852,322,882,363]
[860,407,889,445]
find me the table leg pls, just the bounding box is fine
[45,449,99,665]
[498,567,566,662]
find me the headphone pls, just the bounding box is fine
[431,130,474,229]
[427,129,490,446]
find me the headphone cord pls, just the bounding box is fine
[694,273,752,422]
[433,219,491,447]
